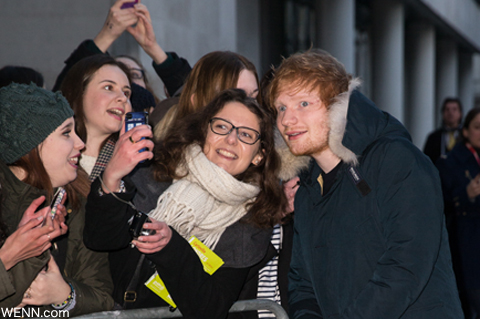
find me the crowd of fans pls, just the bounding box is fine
[0,0,477,318]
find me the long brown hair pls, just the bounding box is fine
[60,55,132,152]
[153,88,286,227]
[9,147,90,209]
[155,51,259,140]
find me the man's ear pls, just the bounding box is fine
[251,150,265,166]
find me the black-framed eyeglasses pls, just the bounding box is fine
[209,117,261,145]
[130,68,145,80]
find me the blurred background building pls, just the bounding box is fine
[1,0,480,148]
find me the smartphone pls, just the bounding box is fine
[125,111,148,155]
[42,188,66,226]
[121,0,138,9]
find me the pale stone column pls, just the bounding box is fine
[436,38,458,123]
[316,0,356,74]
[459,51,474,114]
[405,22,436,149]
[371,0,405,123]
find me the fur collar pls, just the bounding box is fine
[328,78,361,166]
[275,128,311,181]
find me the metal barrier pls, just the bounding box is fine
[67,299,288,319]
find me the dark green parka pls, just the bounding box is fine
[0,161,114,316]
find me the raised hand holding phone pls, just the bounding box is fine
[101,122,154,194]
[125,111,149,154]
[121,0,139,9]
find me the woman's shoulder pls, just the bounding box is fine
[214,219,273,268]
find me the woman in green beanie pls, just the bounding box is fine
[0,83,114,315]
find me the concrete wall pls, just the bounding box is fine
[0,0,261,99]
[420,0,480,51]
[0,1,111,90]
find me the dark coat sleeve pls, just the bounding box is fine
[288,223,323,319]
[152,51,192,97]
[83,177,136,251]
[147,228,250,319]
[0,253,49,307]
[52,39,104,92]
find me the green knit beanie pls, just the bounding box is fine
[0,82,74,164]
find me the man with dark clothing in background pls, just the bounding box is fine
[424,97,463,164]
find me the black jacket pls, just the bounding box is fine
[423,127,462,164]
[84,176,275,319]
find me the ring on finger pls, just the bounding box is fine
[24,288,32,299]
[129,136,136,144]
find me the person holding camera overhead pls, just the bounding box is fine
[84,89,287,318]
[0,83,114,315]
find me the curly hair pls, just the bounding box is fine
[153,88,286,227]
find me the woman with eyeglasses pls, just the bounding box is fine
[83,88,286,317]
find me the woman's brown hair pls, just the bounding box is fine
[9,147,90,209]
[155,51,259,140]
[60,55,132,153]
[153,88,286,227]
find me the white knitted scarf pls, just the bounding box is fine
[149,144,260,249]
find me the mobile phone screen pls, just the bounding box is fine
[125,112,149,159]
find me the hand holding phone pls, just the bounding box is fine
[42,188,66,227]
[125,111,149,157]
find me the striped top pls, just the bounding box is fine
[257,223,282,318]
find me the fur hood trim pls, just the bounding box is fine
[328,78,362,166]
[275,128,311,181]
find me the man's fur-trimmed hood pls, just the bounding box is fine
[275,128,311,181]
[276,77,411,177]
[328,78,411,166]
[327,78,361,166]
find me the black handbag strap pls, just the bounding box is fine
[122,253,146,309]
